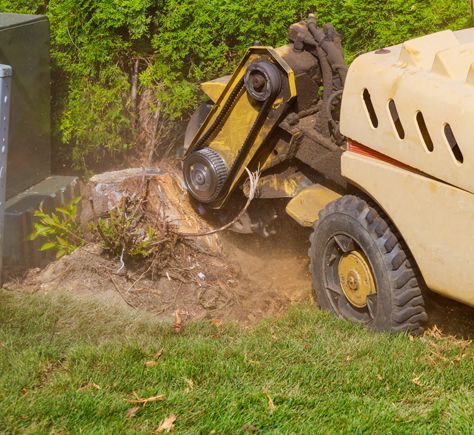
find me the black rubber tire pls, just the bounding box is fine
[309,194,427,334]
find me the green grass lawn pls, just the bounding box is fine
[0,289,473,434]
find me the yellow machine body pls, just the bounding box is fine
[338,29,474,308]
[285,184,341,227]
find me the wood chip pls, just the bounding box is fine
[127,406,141,419]
[127,393,166,404]
[153,348,164,359]
[173,310,183,334]
[263,389,276,412]
[157,414,177,432]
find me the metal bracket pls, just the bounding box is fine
[0,64,12,284]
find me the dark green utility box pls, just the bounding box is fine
[0,13,51,199]
[0,13,78,277]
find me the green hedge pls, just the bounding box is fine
[0,0,471,170]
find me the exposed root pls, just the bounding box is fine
[179,168,261,238]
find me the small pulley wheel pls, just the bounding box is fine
[183,148,228,204]
[244,60,282,102]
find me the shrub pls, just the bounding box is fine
[0,0,471,170]
[60,66,132,170]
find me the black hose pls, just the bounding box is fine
[307,14,347,89]
[325,90,343,125]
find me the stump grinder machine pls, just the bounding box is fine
[182,14,474,333]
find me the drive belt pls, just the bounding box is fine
[191,76,277,201]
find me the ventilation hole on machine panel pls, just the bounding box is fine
[416,111,434,152]
[388,99,405,139]
[444,124,464,164]
[362,89,378,128]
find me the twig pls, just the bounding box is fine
[127,393,166,404]
[131,58,140,129]
[147,101,162,165]
[127,176,150,225]
[179,168,261,238]
[109,275,137,309]
[126,260,155,294]
[66,24,81,53]
[147,237,171,248]
[180,238,219,257]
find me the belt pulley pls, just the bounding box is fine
[182,148,228,204]
[183,60,282,204]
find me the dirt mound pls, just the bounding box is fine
[14,229,312,324]
[11,165,312,324]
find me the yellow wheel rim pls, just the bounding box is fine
[338,250,376,308]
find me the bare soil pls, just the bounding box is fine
[9,217,312,325]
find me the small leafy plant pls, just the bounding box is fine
[95,196,156,262]
[29,196,85,259]
[91,192,183,280]
[94,195,179,268]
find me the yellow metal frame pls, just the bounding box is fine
[285,184,342,227]
[200,75,231,103]
[185,47,297,208]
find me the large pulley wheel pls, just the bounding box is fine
[244,60,282,102]
[183,148,228,204]
[309,195,427,334]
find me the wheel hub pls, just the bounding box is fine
[338,250,376,308]
[190,163,210,188]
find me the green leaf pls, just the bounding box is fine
[40,242,56,252]
[42,216,55,226]
[56,207,69,216]
[27,232,38,241]
[56,236,69,247]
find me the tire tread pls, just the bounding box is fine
[310,194,427,334]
